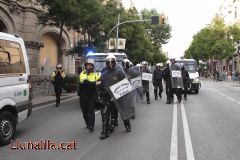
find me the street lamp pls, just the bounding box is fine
[107,16,163,52]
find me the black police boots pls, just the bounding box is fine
[166,99,171,104]
[124,120,131,132]
[100,126,109,140]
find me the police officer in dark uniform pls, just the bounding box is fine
[152,63,163,100]
[51,64,65,107]
[163,61,173,104]
[170,59,182,103]
[99,55,134,140]
[181,65,190,100]
[79,59,100,132]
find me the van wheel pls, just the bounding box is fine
[0,111,16,146]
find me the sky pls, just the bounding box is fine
[123,0,223,58]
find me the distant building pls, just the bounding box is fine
[0,0,77,75]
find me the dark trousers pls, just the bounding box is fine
[165,81,173,101]
[153,80,163,98]
[110,105,118,123]
[143,85,150,102]
[172,88,182,100]
[54,84,62,105]
[182,83,188,98]
[80,94,96,128]
[101,102,112,134]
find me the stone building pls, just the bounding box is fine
[0,0,77,75]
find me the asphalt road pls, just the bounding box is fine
[1,79,240,160]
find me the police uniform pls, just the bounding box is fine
[79,69,100,131]
[51,66,65,107]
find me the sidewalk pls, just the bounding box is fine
[201,77,240,87]
[32,92,78,108]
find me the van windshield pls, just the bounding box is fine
[177,60,197,72]
[0,39,26,74]
[86,54,127,72]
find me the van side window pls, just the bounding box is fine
[0,39,26,74]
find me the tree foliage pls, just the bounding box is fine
[141,9,171,48]
[185,16,237,61]
[37,0,170,64]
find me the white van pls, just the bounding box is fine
[0,32,32,146]
[176,59,201,94]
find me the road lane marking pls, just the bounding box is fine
[181,103,195,160]
[219,93,225,97]
[33,97,79,111]
[170,103,178,160]
[95,110,100,115]
[226,97,236,102]
[237,102,240,105]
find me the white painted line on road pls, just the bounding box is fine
[237,102,240,105]
[219,93,225,97]
[33,97,79,111]
[95,110,100,115]
[170,103,178,160]
[181,103,195,160]
[226,97,236,102]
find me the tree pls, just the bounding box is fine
[141,9,172,48]
[185,16,235,61]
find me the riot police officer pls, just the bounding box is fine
[79,59,101,132]
[152,63,163,100]
[163,61,173,104]
[170,59,182,103]
[141,61,151,104]
[181,65,190,100]
[122,59,137,119]
[99,55,134,140]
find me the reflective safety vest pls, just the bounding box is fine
[79,70,100,83]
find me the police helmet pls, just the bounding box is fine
[85,58,95,68]
[142,61,148,66]
[122,59,131,68]
[106,54,117,68]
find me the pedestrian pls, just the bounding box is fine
[181,65,190,100]
[79,59,101,132]
[141,61,151,104]
[51,64,65,107]
[152,63,163,100]
[99,54,134,140]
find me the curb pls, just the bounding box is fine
[33,95,79,108]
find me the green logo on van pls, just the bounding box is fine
[23,90,27,96]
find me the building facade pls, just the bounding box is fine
[0,0,77,75]
[216,0,240,78]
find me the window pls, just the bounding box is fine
[0,39,26,74]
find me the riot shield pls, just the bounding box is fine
[170,63,183,89]
[128,66,142,89]
[101,66,135,120]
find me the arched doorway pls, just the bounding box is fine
[39,34,58,75]
[0,19,8,33]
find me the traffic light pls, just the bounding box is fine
[160,15,165,25]
[151,15,165,25]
